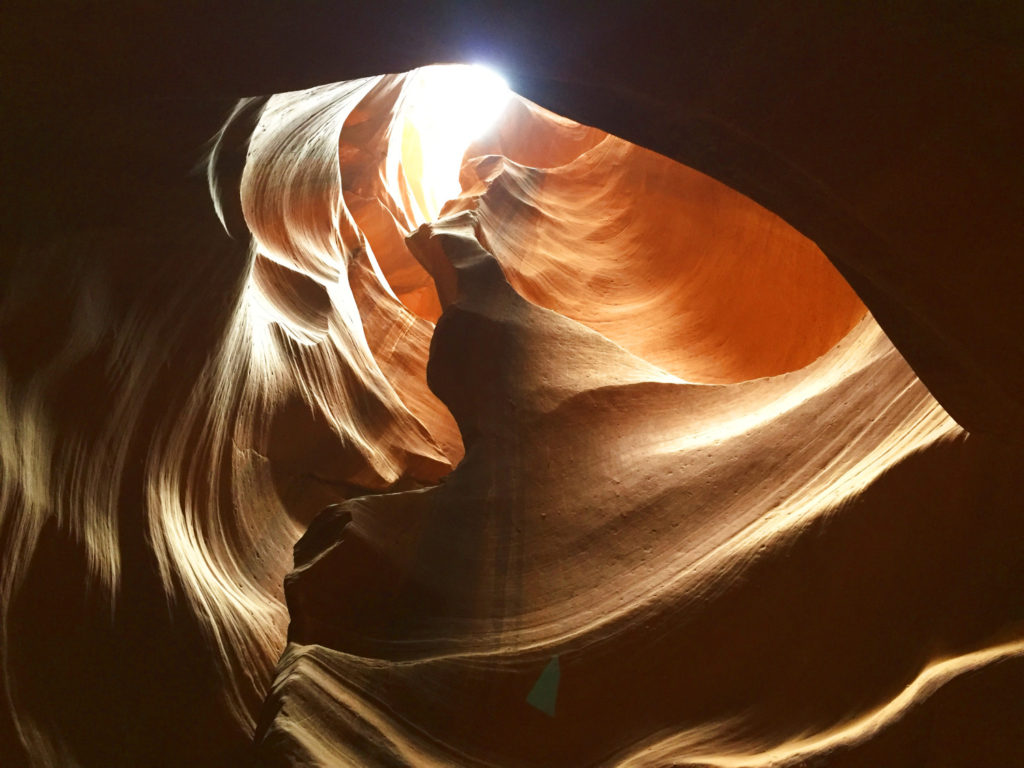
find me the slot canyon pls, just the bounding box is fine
[2,4,1022,767]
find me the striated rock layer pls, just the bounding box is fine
[243,76,1022,766]
[260,219,1023,765]
[2,6,1022,765]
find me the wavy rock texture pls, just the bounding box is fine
[241,76,1022,766]
[2,6,1023,766]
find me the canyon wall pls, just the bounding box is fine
[2,5,1021,767]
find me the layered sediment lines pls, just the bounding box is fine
[1,66,1021,768]
[256,213,1023,767]
[247,77,1022,766]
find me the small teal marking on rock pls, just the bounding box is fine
[526,655,560,717]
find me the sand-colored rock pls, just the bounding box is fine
[248,78,1021,765]
[254,210,1023,768]
[2,6,1022,767]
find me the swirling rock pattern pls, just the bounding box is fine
[245,79,1023,766]
[3,6,1022,767]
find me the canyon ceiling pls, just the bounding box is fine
[2,4,1022,767]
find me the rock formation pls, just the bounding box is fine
[2,5,1021,767]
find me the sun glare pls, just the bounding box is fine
[396,64,512,222]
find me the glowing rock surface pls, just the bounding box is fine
[241,72,1023,766]
[1,38,1021,768]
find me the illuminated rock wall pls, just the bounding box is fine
[240,75,1023,767]
[2,6,1022,767]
